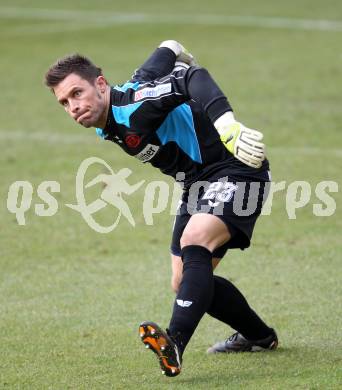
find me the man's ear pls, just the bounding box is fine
[95,76,108,92]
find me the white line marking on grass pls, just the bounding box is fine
[1,130,342,156]
[2,22,106,35]
[1,7,342,33]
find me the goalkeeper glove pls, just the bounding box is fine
[214,111,265,168]
[159,40,196,66]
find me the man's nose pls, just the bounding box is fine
[69,100,80,114]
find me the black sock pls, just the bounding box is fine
[207,275,272,340]
[168,245,213,354]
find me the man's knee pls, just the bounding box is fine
[180,228,208,248]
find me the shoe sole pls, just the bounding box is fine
[139,321,181,377]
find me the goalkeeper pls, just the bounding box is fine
[45,41,278,377]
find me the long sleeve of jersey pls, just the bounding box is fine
[128,47,233,123]
[185,67,233,122]
[132,47,177,82]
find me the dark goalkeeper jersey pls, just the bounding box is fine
[96,48,269,188]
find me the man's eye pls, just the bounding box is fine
[62,101,69,107]
[74,90,81,97]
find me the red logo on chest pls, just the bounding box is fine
[125,134,141,148]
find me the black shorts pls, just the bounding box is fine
[171,169,270,259]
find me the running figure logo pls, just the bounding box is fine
[66,157,145,233]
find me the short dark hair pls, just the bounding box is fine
[44,54,103,88]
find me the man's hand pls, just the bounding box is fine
[214,112,265,168]
[159,40,196,66]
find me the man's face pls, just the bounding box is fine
[53,73,109,128]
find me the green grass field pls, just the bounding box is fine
[1,1,341,388]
